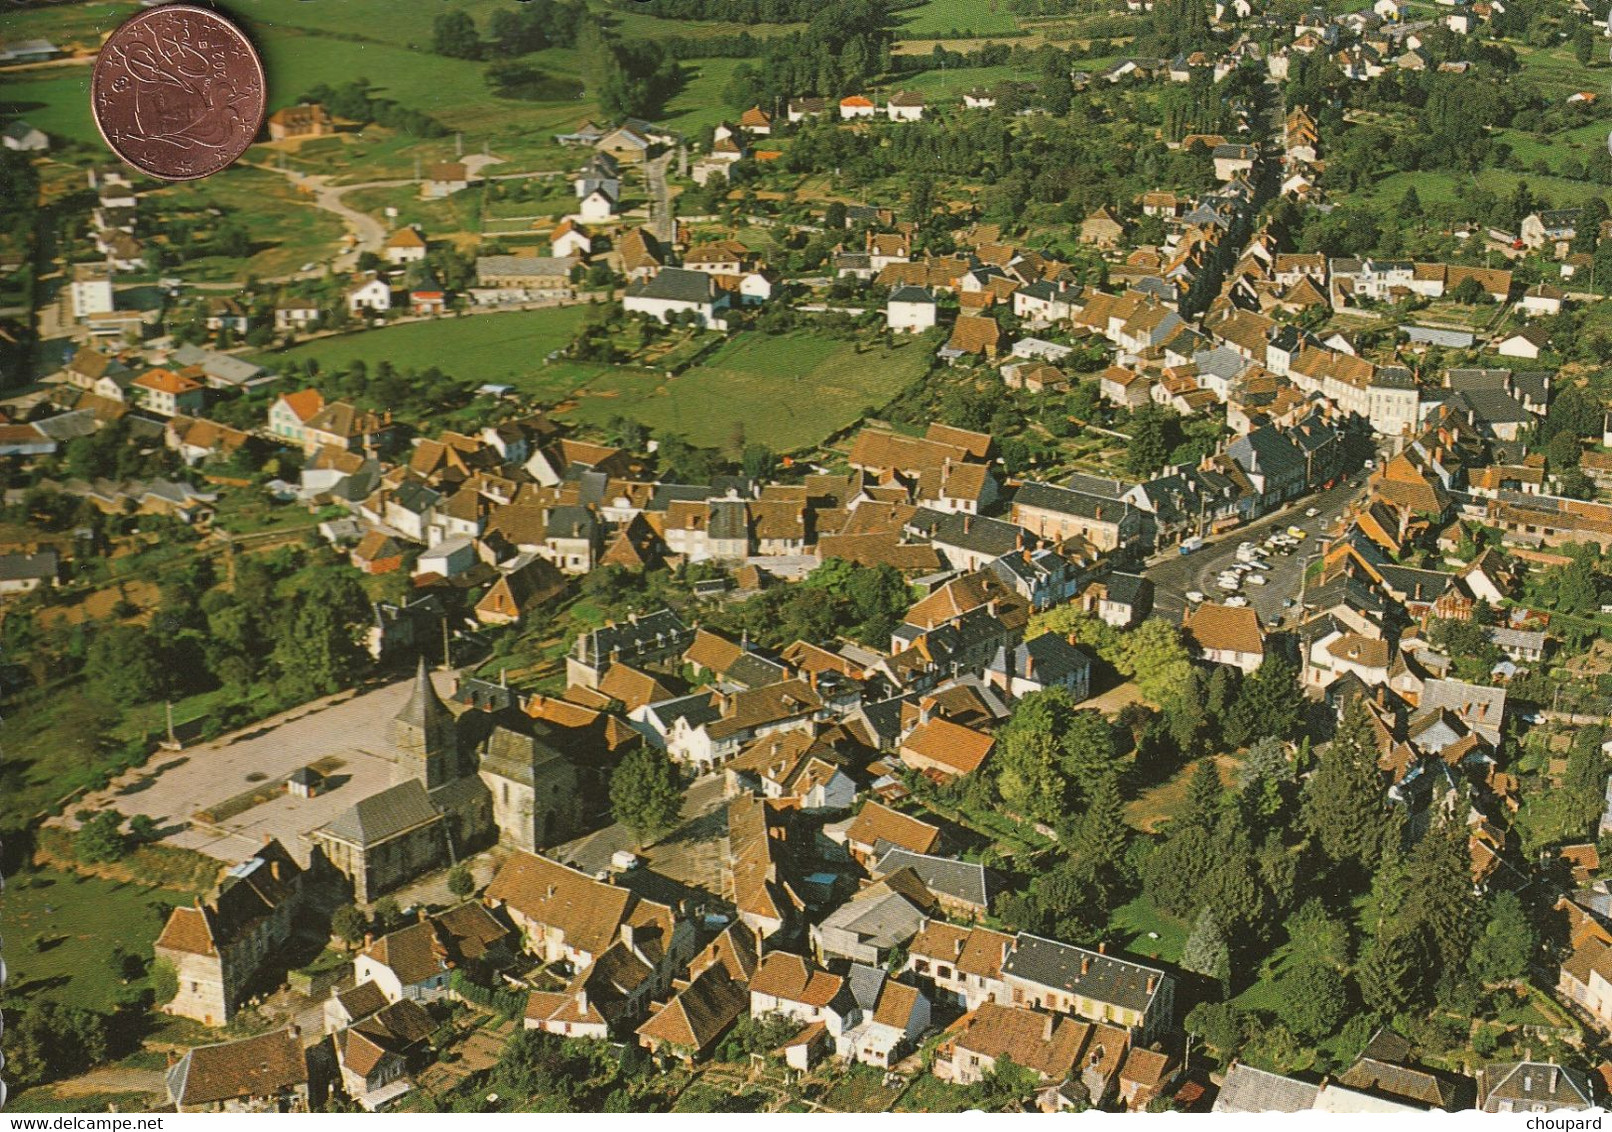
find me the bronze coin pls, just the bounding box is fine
[91,4,265,182]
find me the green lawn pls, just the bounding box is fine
[897,0,1022,38]
[1,868,194,1013]
[1355,168,1612,210]
[1107,895,1190,964]
[562,330,935,452]
[0,71,100,146]
[262,306,594,386]
[661,58,750,134]
[0,1,137,48]
[145,166,347,280]
[895,64,1040,99]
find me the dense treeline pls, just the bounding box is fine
[712,0,895,104]
[294,78,448,138]
[638,0,854,20]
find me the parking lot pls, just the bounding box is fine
[70,671,452,866]
[1148,476,1367,626]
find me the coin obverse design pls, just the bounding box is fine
[91,4,265,181]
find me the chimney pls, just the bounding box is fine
[576,987,588,1013]
[546,885,557,899]
[271,859,282,882]
[363,933,373,948]
[964,514,973,533]
[1098,941,1107,954]
[1043,1013,1056,1041]
[1146,974,1157,993]
[1081,956,1091,975]
[1550,1066,1559,1092]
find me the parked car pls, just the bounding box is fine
[1186,590,1206,603]
[1224,594,1250,607]
[1304,506,1321,518]
[1246,574,1267,586]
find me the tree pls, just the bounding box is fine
[1285,897,1349,969]
[1073,772,1132,898]
[1185,1000,1246,1060]
[1358,924,1427,1015]
[1223,655,1305,749]
[150,957,179,1005]
[84,624,165,706]
[1403,812,1477,973]
[1276,962,1349,1040]
[447,863,475,899]
[74,811,126,863]
[1301,698,1398,881]
[1125,404,1184,477]
[1180,907,1231,990]
[1182,759,1224,834]
[433,10,481,59]
[1470,890,1535,983]
[610,745,685,847]
[332,904,367,949]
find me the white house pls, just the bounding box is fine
[840,96,877,120]
[346,276,392,314]
[415,536,478,580]
[1518,283,1564,318]
[885,91,926,121]
[69,265,114,320]
[550,220,592,260]
[623,267,729,329]
[1496,326,1548,360]
[382,227,428,265]
[887,286,937,333]
[2,121,48,152]
[577,188,617,223]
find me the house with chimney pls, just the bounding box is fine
[166,1029,312,1113]
[354,903,511,1004]
[154,840,306,1026]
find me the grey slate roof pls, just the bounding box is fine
[989,634,1093,686]
[628,266,715,303]
[1000,933,1167,1014]
[871,848,992,908]
[574,608,690,666]
[1013,481,1134,524]
[0,550,57,582]
[889,285,935,303]
[1104,571,1151,608]
[1213,1064,1321,1113]
[320,779,441,847]
[907,508,1025,559]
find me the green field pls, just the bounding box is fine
[1,868,194,1013]
[561,330,935,451]
[895,63,1041,99]
[661,58,750,134]
[0,71,100,146]
[896,0,1022,38]
[1353,168,1612,210]
[147,165,347,280]
[262,305,594,384]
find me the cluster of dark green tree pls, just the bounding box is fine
[1176,698,1542,1072]
[283,357,479,427]
[294,78,448,138]
[708,556,914,649]
[2,1001,128,1091]
[82,546,374,712]
[715,0,895,107]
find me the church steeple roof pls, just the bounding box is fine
[396,655,451,733]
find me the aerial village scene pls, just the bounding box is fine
[3,0,1612,1115]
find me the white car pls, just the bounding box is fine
[1186,590,1206,603]
[1224,594,1250,607]
[1218,577,1242,591]
[1246,574,1267,586]
[1304,506,1321,518]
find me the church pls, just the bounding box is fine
[308,659,495,902]
[307,658,594,903]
